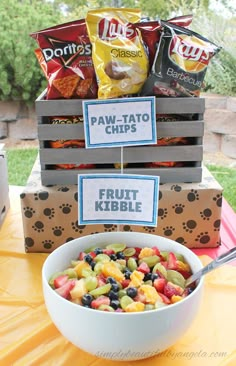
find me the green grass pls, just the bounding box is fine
[6,148,39,186]
[207,165,236,211]
[5,148,236,211]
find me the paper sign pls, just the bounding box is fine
[78,174,159,226]
[82,97,156,148]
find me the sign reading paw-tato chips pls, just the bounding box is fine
[85,8,149,99]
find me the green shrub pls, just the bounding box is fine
[192,11,236,96]
[0,0,61,104]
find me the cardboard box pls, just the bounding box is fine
[20,157,222,252]
[36,91,205,185]
[0,144,10,228]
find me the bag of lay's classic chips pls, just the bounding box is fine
[141,21,221,97]
[85,8,149,99]
[30,19,98,100]
[136,15,193,71]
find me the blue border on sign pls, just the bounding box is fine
[82,97,156,148]
[78,174,159,226]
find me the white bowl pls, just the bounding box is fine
[42,232,204,361]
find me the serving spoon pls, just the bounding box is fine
[185,246,236,287]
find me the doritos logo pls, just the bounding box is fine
[98,18,135,40]
[169,35,210,73]
[42,37,92,64]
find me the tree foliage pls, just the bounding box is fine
[0,0,61,103]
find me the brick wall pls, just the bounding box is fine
[0,94,236,158]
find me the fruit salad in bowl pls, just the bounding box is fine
[42,232,204,361]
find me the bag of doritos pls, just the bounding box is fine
[85,8,149,99]
[141,21,221,97]
[30,19,98,99]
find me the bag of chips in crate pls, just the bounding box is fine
[85,8,149,99]
[31,19,98,99]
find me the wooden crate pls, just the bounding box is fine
[36,91,205,186]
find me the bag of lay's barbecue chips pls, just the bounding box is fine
[135,14,193,71]
[30,20,98,99]
[85,8,149,99]
[141,21,221,97]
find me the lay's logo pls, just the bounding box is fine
[98,18,135,41]
[169,34,211,73]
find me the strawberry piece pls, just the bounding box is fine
[134,247,142,255]
[97,273,107,287]
[89,251,97,259]
[54,274,69,289]
[152,246,161,256]
[55,280,76,299]
[158,292,171,304]
[164,282,183,298]
[137,262,150,274]
[153,278,167,293]
[103,249,115,255]
[160,261,168,269]
[167,252,177,270]
[91,295,110,309]
[121,279,131,288]
[78,252,86,260]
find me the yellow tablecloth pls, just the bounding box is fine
[0,186,236,366]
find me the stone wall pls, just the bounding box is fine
[203,94,236,159]
[0,94,236,158]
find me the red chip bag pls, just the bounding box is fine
[30,19,98,99]
[136,15,193,71]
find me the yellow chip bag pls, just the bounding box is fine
[86,8,149,99]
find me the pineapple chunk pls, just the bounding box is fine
[139,247,155,259]
[125,301,145,312]
[139,284,159,304]
[70,279,87,300]
[74,261,91,277]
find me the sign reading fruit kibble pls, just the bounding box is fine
[78,174,159,226]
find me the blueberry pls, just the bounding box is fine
[144,273,152,281]
[106,277,117,284]
[81,294,93,306]
[186,287,195,295]
[151,273,159,281]
[110,299,120,310]
[124,270,132,279]
[90,261,96,270]
[116,252,125,259]
[84,254,93,264]
[108,291,119,300]
[94,248,103,255]
[111,283,119,292]
[110,254,117,261]
[126,287,137,298]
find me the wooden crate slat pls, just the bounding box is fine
[39,145,203,164]
[38,120,204,140]
[41,166,202,186]
[36,90,205,116]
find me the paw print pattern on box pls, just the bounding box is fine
[20,161,223,252]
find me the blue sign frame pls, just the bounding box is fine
[78,174,159,226]
[82,96,156,148]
